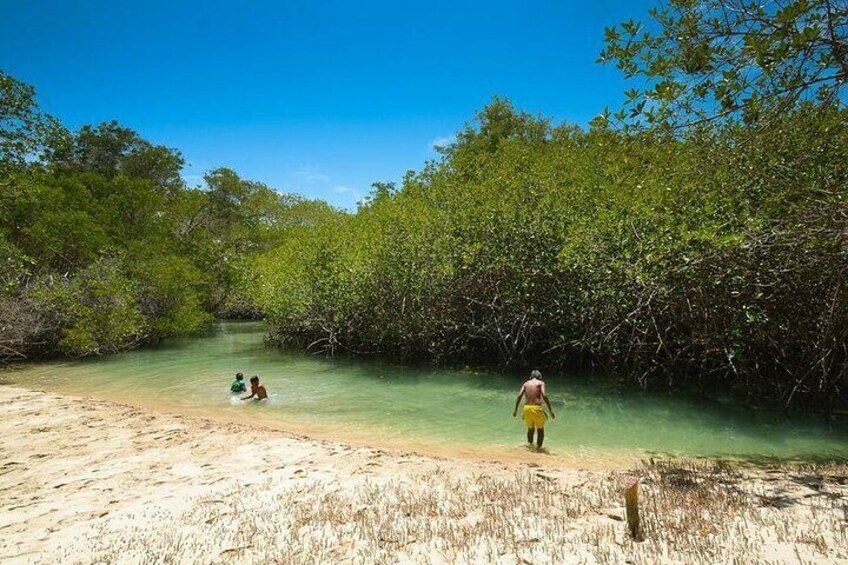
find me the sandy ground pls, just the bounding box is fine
[1,384,846,564]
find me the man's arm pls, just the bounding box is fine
[240,391,255,400]
[512,385,525,417]
[541,382,555,419]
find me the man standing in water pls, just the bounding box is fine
[512,370,555,452]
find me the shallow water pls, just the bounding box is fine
[10,321,848,464]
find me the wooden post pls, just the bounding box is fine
[624,477,642,541]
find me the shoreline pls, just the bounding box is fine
[10,357,847,469]
[2,384,847,564]
[5,374,646,472]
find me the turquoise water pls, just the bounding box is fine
[9,321,848,463]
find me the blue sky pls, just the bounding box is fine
[1,0,652,208]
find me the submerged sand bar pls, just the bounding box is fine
[1,384,846,564]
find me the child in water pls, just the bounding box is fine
[241,375,268,401]
[230,372,247,394]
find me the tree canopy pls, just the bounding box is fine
[598,0,848,130]
[0,71,339,359]
[250,98,848,412]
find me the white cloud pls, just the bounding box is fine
[428,135,455,152]
[292,167,330,183]
[329,185,364,210]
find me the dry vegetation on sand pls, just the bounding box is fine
[65,460,848,564]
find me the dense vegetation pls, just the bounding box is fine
[251,0,848,412]
[252,101,847,412]
[3,0,846,412]
[0,72,336,359]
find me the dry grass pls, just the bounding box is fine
[51,459,848,565]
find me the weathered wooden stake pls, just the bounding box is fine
[624,477,642,541]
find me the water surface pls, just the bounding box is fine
[10,321,848,465]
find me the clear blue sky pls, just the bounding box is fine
[1,0,652,208]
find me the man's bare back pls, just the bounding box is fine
[521,378,546,405]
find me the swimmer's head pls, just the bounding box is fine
[236,372,244,381]
[530,370,542,380]
[250,375,259,384]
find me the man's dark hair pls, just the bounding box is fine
[531,370,542,379]
[236,372,244,380]
[250,375,259,383]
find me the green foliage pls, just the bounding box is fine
[0,73,329,360]
[171,167,340,316]
[46,120,185,192]
[127,251,211,337]
[34,259,148,356]
[254,99,848,410]
[0,70,62,170]
[598,0,848,130]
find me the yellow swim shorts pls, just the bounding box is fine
[523,405,547,429]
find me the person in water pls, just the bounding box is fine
[241,375,268,401]
[512,370,555,452]
[230,372,247,394]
